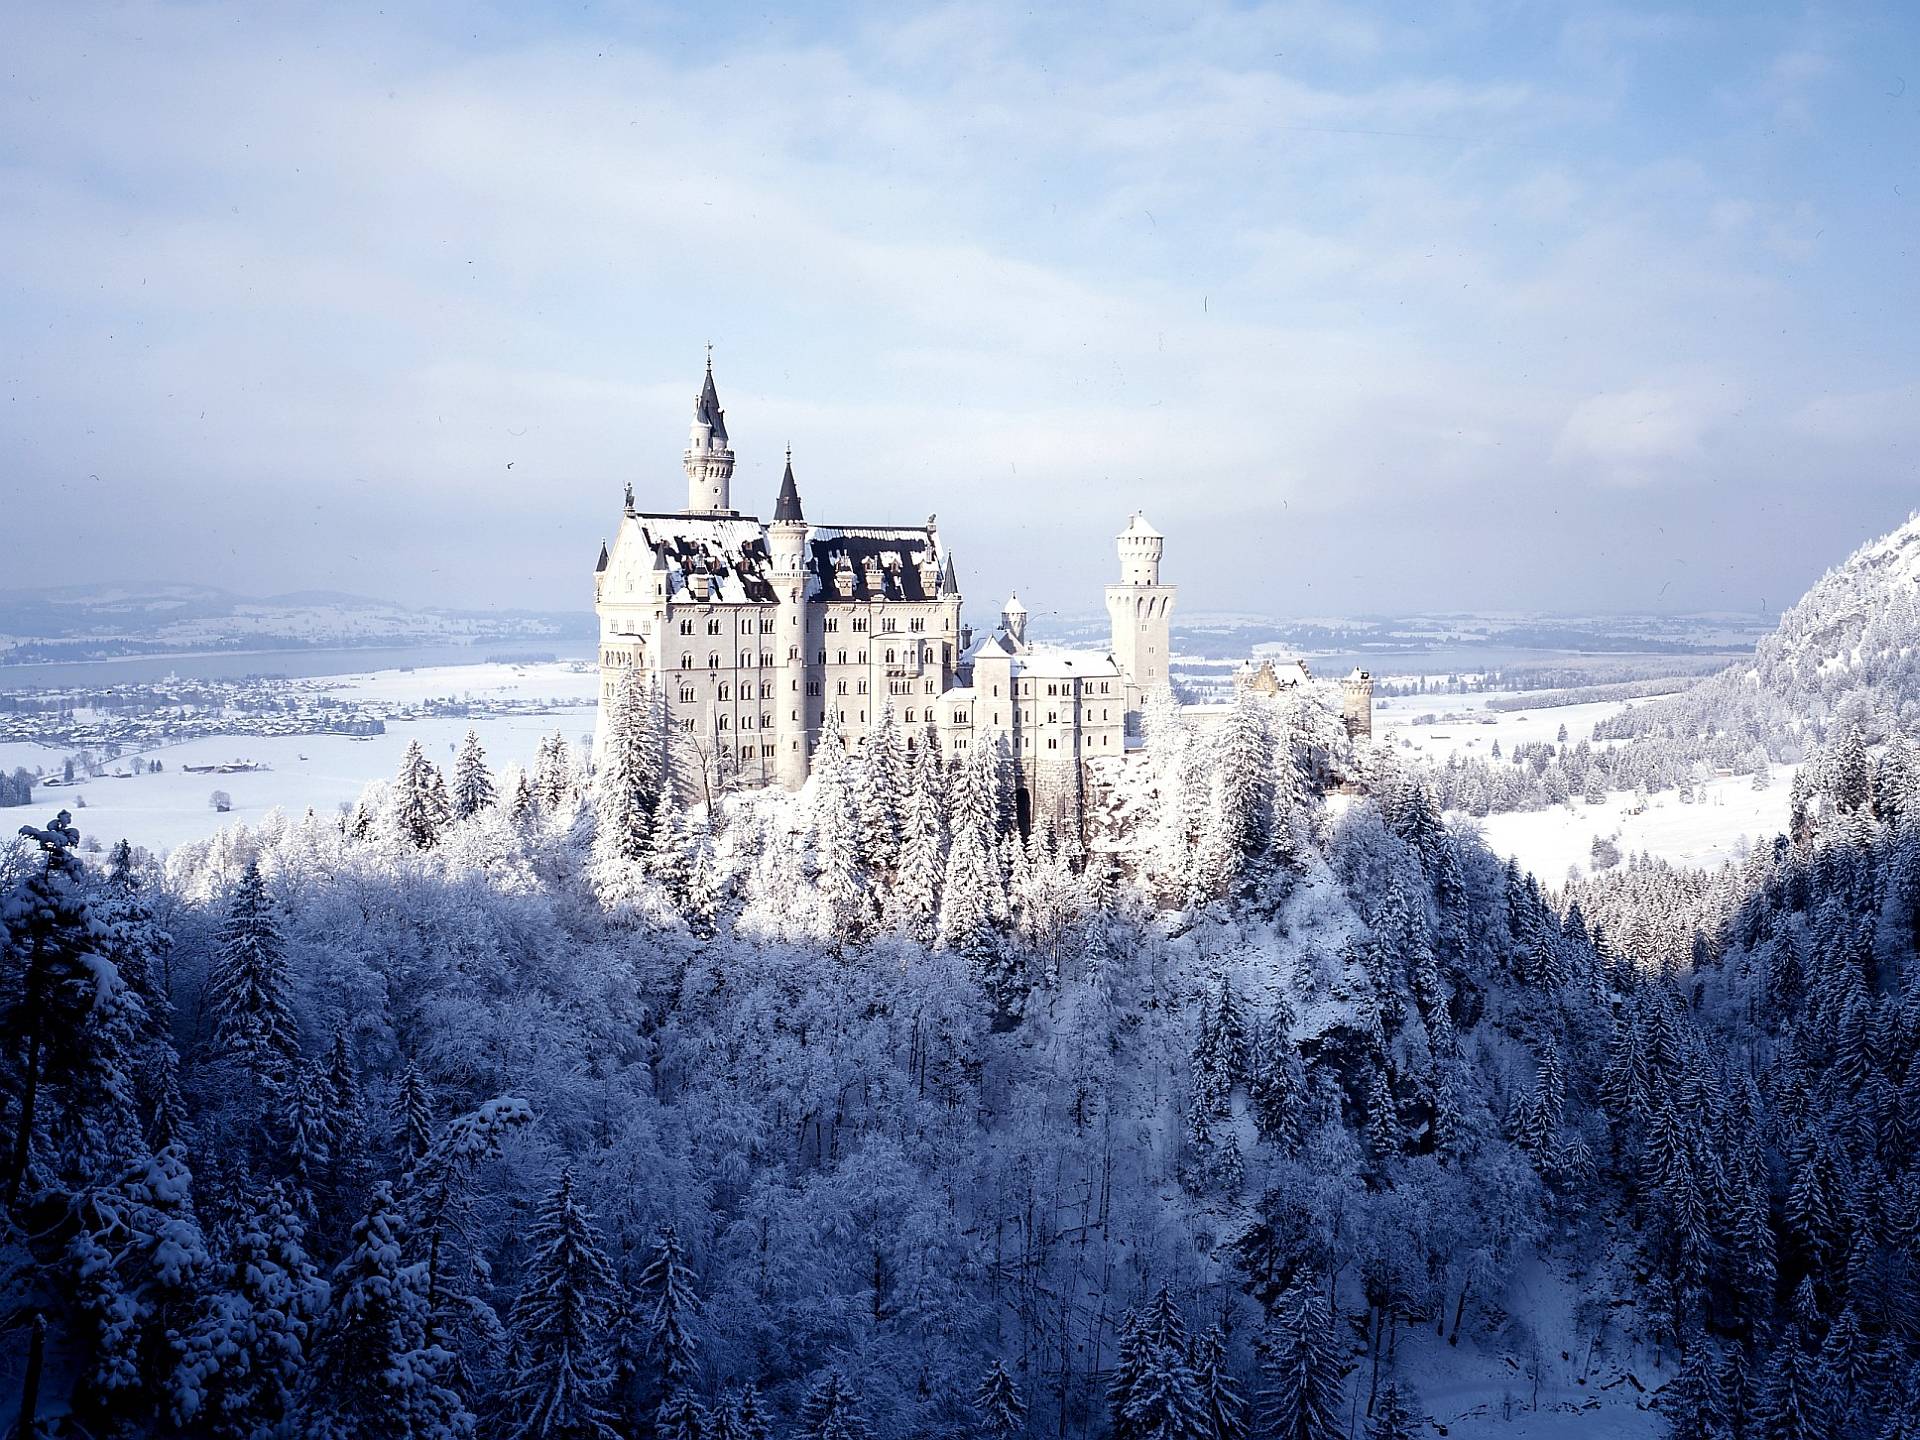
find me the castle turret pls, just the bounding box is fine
[1105,512,1175,737]
[684,353,736,515]
[1002,592,1029,647]
[769,449,811,789]
[1342,669,1374,742]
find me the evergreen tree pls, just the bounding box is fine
[1368,1381,1420,1440]
[1192,1324,1249,1440]
[207,860,300,1091]
[503,1168,622,1440]
[595,671,665,858]
[1256,1282,1344,1440]
[798,1367,874,1440]
[637,1224,701,1400]
[451,730,497,820]
[393,1059,435,1162]
[976,1358,1028,1438]
[393,739,453,849]
[890,733,947,941]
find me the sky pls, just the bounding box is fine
[3,1,1917,627]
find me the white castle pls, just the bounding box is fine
[593,358,1176,826]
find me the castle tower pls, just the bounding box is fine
[1342,669,1374,741]
[1105,511,1174,737]
[1002,592,1029,648]
[684,353,736,515]
[769,450,811,789]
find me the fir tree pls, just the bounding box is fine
[503,1168,622,1440]
[393,1059,435,1162]
[976,1358,1028,1438]
[393,739,452,849]
[451,730,497,820]
[1368,1381,1420,1440]
[1256,1282,1344,1440]
[798,1368,874,1440]
[637,1224,701,1400]
[207,860,300,1091]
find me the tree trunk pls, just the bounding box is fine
[17,1312,44,1439]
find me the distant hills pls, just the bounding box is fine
[0,583,594,665]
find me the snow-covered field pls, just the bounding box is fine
[1376,689,1791,882]
[1,662,599,855]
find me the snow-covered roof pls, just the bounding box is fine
[807,525,944,602]
[629,513,778,605]
[1120,511,1162,540]
[1011,644,1122,681]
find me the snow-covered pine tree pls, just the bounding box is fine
[975,1358,1027,1438]
[810,712,870,939]
[637,1224,701,1402]
[178,1181,328,1439]
[1367,1380,1420,1440]
[941,735,1009,983]
[595,669,663,862]
[451,729,497,820]
[207,860,300,1092]
[1256,1281,1344,1440]
[502,1167,623,1440]
[308,1180,471,1440]
[393,1058,436,1163]
[798,1367,874,1440]
[392,739,452,849]
[1191,1323,1249,1440]
[859,702,907,873]
[889,732,947,941]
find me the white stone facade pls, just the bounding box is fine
[594,361,1176,818]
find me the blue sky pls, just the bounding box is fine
[3,1,1916,623]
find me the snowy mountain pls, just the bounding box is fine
[0,582,593,663]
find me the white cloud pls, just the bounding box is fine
[1551,378,1746,487]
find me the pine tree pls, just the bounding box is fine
[1192,1324,1249,1440]
[393,1059,435,1162]
[451,730,497,820]
[280,1056,334,1211]
[1753,1310,1832,1440]
[392,739,452,849]
[941,736,1008,976]
[178,1182,328,1439]
[309,1181,470,1440]
[637,1225,700,1400]
[325,1027,371,1212]
[891,731,948,940]
[503,1168,622,1440]
[976,1358,1027,1438]
[595,671,665,858]
[1256,1282,1344,1440]
[798,1368,874,1439]
[208,860,300,1092]
[811,713,870,939]
[1663,1345,1732,1440]
[1248,1008,1307,1151]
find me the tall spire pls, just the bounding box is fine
[773,446,805,524]
[939,548,959,597]
[684,351,735,514]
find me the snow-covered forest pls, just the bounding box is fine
[5,654,1920,1440]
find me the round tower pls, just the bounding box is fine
[769,450,811,789]
[1105,512,1175,738]
[1002,592,1029,647]
[684,352,736,515]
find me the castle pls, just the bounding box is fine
[592,358,1176,825]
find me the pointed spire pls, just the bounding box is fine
[595,539,609,573]
[939,548,959,597]
[773,447,805,524]
[695,353,727,443]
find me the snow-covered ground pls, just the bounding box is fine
[1,661,599,855]
[1376,689,1792,882]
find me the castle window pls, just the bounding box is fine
[857,680,868,695]
[910,618,925,633]
[817,650,827,664]
[1048,711,1058,724]
[858,651,867,664]
[837,680,848,696]
[708,653,720,669]
[956,738,968,750]
[852,617,868,633]
[761,616,775,633]
[1048,738,1058,750]
[681,653,693,669]
[925,681,935,694]
[885,649,896,665]
[762,744,775,759]
[708,619,722,635]
[718,683,730,700]
[740,618,751,634]
[762,652,774,668]
[761,714,772,729]
[836,650,848,665]
[741,745,753,761]
[719,716,730,731]
[906,709,916,724]
[683,718,696,732]
[762,683,774,699]
[807,681,821,696]
[825,617,838,633]
[881,617,897,633]
[679,619,694,635]
[788,645,799,661]
[679,685,695,703]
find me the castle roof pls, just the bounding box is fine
[626,513,776,603]
[695,362,728,443]
[595,540,609,573]
[772,454,805,524]
[1120,511,1162,540]
[807,525,944,602]
[939,550,960,597]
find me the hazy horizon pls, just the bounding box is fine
[6,2,1916,622]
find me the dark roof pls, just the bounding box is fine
[808,527,942,602]
[595,540,609,573]
[772,455,805,523]
[695,365,727,443]
[939,550,959,597]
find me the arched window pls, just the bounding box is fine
[708,652,720,669]
[680,652,693,669]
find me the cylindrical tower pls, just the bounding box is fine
[684,354,736,514]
